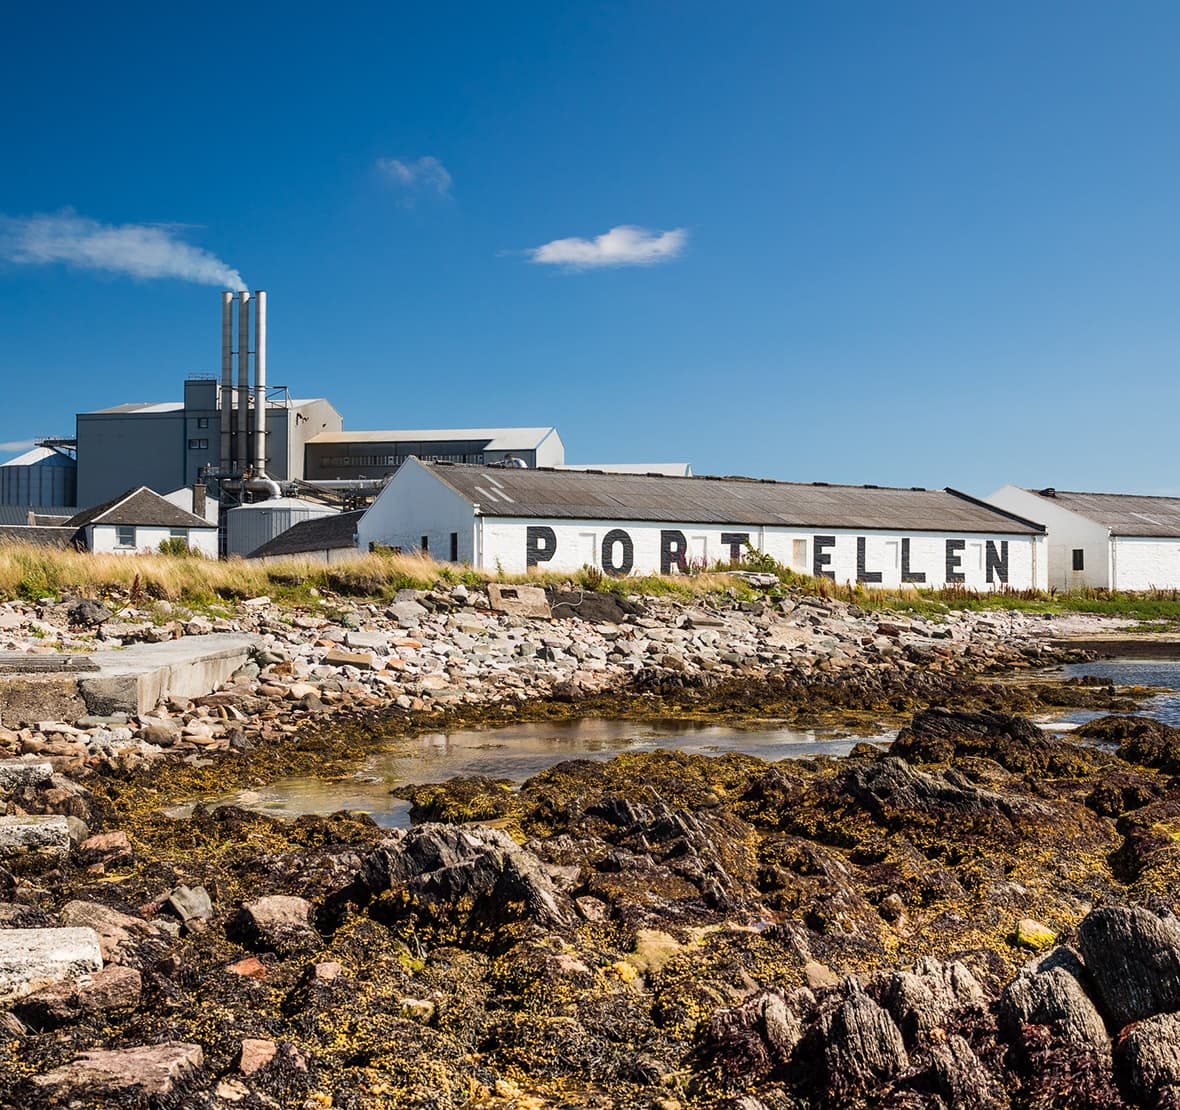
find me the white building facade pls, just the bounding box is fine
[65,487,219,558]
[986,486,1180,591]
[361,460,1047,589]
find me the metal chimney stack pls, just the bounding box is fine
[253,290,267,474]
[236,290,250,468]
[219,293,233,473]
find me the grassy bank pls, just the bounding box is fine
[4,542,1180,624]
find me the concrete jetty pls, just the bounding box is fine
[0,634,256,725]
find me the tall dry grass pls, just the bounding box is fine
[0,544,744,605]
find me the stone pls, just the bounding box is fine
[999,957,1108,1054]
[488,583,551,619]
[879,957,986,1042]
[1015,918,1057,950]
[345,630,389,651]
[14,964,141,1028]
[236,894,320,955]
[0,758,53,795]
[67,599,111,628]
[0,814,71,860]
[1117,1010,1180,1106]
[820,990,909,1091]
[323,647,377,671]
[0,927,103,1004]
[363,823,572,931]
[29,1041,204,1099]
[165,883,213,927]
[238,1037,277,1075]
[226,956,268,979]
[59,900,164,965]
[387,601,427,628]
[1077,905,1180,1028]
[79,831,132,861]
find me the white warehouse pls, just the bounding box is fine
[986,486,1180,591]
[359,460,1048,589]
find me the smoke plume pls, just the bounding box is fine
[0,209,245,290]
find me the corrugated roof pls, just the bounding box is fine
[1025,488,1180,537]
[83,402,184,415]
[0,446,75,468]
[0,526,79,548]
[558,463,693,476]
[0,506,76,526]
[419,463,1044,533]
[247,510,364,559]
[66,488,215,530]
[307,428,556,450]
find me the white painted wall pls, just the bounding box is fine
[162,487,219,524]
[358,458,476,562]
[1109,537,1180,591]
[533,430,565,469]
[87,524,219,558]
[985,485,1111,589]
[476,516,1045,590]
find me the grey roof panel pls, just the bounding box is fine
[1027,489,1180,537]
[247,510,364,559]
[0,526,79,548]
[422,464,1044,533]
[66,488,215,530]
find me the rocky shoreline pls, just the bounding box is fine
[2,582,1178,1107]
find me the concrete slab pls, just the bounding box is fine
[0,926,103,1003]
[488,583,551,619]
[78,634,258,717]
[0,759,54,796]
[0,814,71,859]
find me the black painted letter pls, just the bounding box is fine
[720,532,750,566]
[986,540,1009,585]
[901,538,926,583]
[526,526,557,568]
[661,530,688,575]
[813,535,836,580]
[856,537,882,583]
[601,529,635,577]
[945,539,966,583]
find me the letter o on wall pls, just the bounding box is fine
[600,529,634,577]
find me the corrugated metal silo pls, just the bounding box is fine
[225,497,336,557]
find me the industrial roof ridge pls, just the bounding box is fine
[247,509,365,559]
[307,427,557,448]
[1024,486,1180,537]
[66,487,215,531]
[413,460,1043,534]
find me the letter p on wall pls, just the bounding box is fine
[526,526,557,568]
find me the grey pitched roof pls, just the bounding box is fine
[308,427,556,450]
[0,526,80,548]
[247,510,364,559]
[420,463,1044,534]
[66,487,215,530]
[1026,488,1180,537]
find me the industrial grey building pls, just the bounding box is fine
[303,427,565,481]
[75,378,342,507]
[0,446,77,511]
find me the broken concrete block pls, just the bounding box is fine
[0,814,71,860]
[0,759,53,796]
[0,927,103,1003]
[322,648,377,671]
[344,630,389,652]
[488,583,551,619]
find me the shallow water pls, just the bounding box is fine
[186,718,893,828]
[1056,659,1180,727]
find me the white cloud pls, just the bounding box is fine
[376,156,452,198]
[0,210,245,290]
[528,224,687,269]
[0,440,36,453]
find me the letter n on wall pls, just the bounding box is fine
[986,540,1008,585]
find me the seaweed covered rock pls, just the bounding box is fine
[362,823,573,937]
[999,949,1108,1054]
[234,894,321,956]
[877,956,987,1043]
[820,989,908,1093]
[1116,1011,1180,1107]
[1077,905,1180,1029]
[1081,715,1180,774]
[893,707,1094,776]
[700,989,806,1087]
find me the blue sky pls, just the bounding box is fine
[2,2,1179,495]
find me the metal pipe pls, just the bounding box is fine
[236,291,250,468]
[219,292,233,472]
[254,290,268,475]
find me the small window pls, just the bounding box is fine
[170,529,187,539]
[197,417,209,429]
[1072,549,1085,571]
[116,526,135,547]
[420,535,429,553]
[450,532,458,561]
[188,438,208,450]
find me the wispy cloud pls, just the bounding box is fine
[528,224,687,270]
[0,209,245,290]
[376,156,452,199]
[0,440,36,453]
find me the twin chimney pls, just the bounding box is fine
[219,290,272,492]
